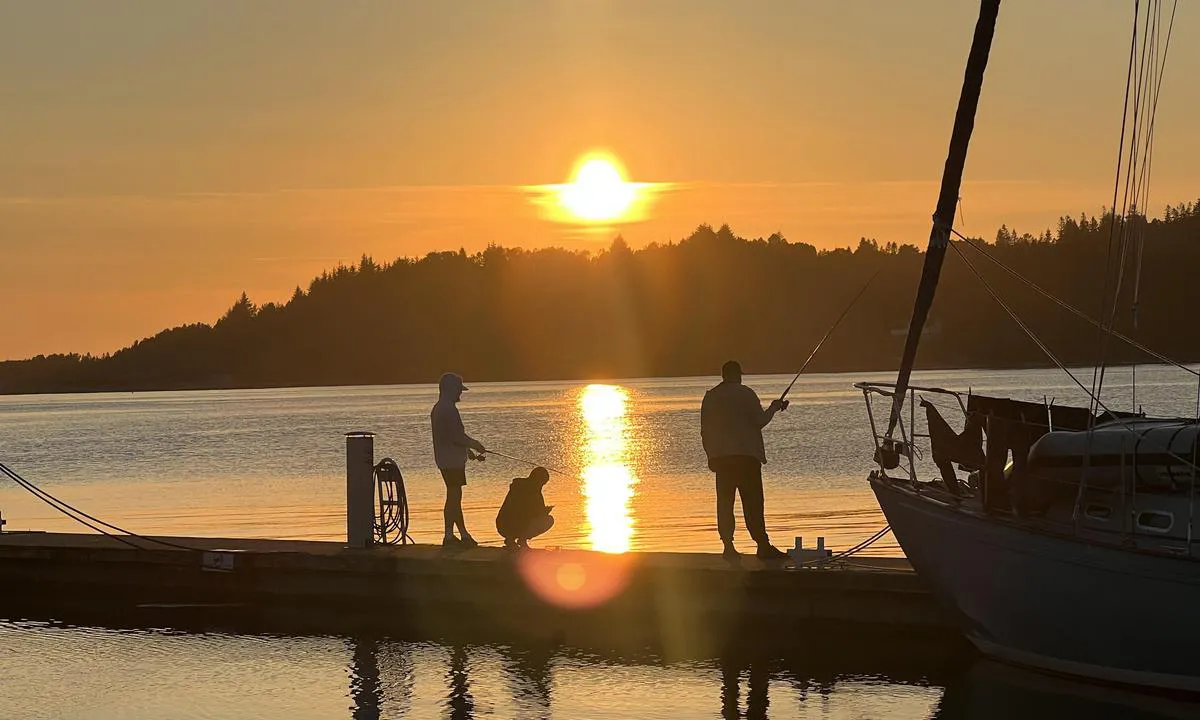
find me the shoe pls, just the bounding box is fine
[503,539,519,552]
[459,536,479,549]
[721,542,740,559]
[755,544,788,560]
[443,535,461,547]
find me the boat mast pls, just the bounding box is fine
[886,0,1001,439]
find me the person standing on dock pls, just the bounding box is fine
[701,360,789,560]
[432,372,488,548]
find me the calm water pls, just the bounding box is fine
[1,620,1196,720]
[2,366,1199,718]
[1,367,1198,554]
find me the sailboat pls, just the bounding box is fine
[861,0,1200,693]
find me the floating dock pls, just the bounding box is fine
[0,532,955,654]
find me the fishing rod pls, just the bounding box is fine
[777,268,881,403]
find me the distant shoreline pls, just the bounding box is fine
[1,359,1191,398]
[5,210,1199,398]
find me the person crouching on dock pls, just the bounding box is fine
[496,466,555,550]
[431,372,488,548]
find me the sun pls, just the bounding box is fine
[556,155,638,223]
[525,151,666,227]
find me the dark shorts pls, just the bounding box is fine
[708,455,762,476]
[440,468,467,487]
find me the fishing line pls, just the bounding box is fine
[778,268,881,403]
[480,448,581,478]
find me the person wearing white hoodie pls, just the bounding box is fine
[431,372,487,547]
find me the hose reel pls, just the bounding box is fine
[373,457,412,545]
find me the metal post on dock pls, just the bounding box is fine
[346,432,375,548]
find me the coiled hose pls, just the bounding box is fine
[373,457,412,545]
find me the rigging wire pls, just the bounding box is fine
[1094,0,1178,414]
[1090,0,1143,416]
[1113,0,1158,407]
[948,243,1097,402]
[1130,0,1178,411]
[1133,0,1179,312]
[949,230,1198,377]
[947,242,1200,475]
[1,462,200,551]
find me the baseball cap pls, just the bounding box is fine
[439,372,469,392]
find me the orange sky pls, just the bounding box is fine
[2,1,1198,360]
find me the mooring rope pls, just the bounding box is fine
[798,525,893,568]
[0,461,201,552]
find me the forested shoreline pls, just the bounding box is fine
[3,201,1199,395]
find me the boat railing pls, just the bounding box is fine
[855,381,970,486]
[853,381,968,413]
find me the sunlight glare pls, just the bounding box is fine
[557,157,638,223]
[523,151,668,228]
[579,384,638,553]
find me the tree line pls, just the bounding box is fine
[2,199,1199,394]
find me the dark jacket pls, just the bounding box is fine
[496,475,550,538]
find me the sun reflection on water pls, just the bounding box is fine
[579,384,638,553]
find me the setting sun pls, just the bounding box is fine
[557,157,637,222]
[526,151,666,228]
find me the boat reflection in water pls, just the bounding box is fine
[578,384,638,554]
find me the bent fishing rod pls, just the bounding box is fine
[777,267,881,404]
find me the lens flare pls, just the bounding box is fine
[555,562,587,591]
[516,549,634,610]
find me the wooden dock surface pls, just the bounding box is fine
[0,532,950,654]
[0,531,913,569]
